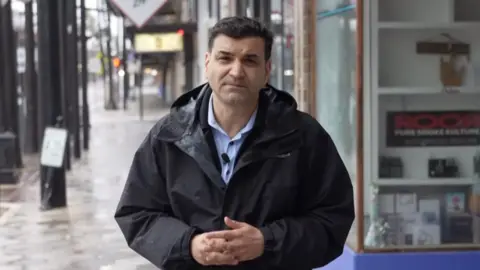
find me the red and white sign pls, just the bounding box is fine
[110,0,168,28]
[386,111,480,147]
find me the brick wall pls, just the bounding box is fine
[293,0,315,115]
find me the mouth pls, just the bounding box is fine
[225,83,246,88]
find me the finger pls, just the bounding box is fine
[230,249,248,262]
[223,238,244,252]
[205,252,239,266]
[204,238,228,252]
[225,246,250,262]
[204,230,242,240]
[224,217,248,229]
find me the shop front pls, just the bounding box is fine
[270,0,294,93]
[310,0,480,269]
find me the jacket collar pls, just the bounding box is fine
[156,83,299,143]
[154,83,301,190]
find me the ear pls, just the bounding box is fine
[264,59,272,85]
[204,52,211,73]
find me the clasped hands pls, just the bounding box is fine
[191,217,265,266]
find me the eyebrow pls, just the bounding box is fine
[216,50,233,56]
[216,50,260,59]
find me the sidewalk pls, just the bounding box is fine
[0,153,40,203]
[0,83,169,270]
[89,81,168,124]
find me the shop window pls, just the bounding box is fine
[208,0,212,17]
[189,0,198,21]
[246,0,254,18]
[216,0,220,19]
[235,0,247,17]
[366,0,480,250]
[269,0,294,93]
[282,0,294,93]
[315,0,358,248]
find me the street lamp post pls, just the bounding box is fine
[0,0,22,169]
[80,0,90,150]
[23,0,39,154]
[37,0,67,210]
[66,0,81,159]
[122,19,130,110]
[105,8,117,110]
[57,0,71,171]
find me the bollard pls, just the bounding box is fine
[0,132,18,184]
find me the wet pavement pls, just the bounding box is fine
[0,83,169,270]
[0,153,39,205]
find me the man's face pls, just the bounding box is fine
[205,35,271,106]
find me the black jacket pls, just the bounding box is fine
[114,84,355,270]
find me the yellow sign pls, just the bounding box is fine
[134,32,184,53]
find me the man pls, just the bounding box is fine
[115,16,354,270]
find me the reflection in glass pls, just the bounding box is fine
[269,0,294,93]
[315,2,358,247]
[282,0,294,93]
[271,36,283,89]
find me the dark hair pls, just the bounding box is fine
[208,16,274,60]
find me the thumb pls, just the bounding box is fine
[224,216,246,229]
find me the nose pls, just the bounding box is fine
[228,60,245,78]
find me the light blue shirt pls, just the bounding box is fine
[208,95,257,184]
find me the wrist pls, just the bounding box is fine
[259,226,275,252]
[188,229,202,263]
[189,230,200,246]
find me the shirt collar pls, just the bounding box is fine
[207,94,258,138]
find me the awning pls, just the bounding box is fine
[106,0,177,19]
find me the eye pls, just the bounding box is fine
[217,56,230,63]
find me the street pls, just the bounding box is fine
[0,84,168,270]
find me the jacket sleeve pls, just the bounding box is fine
[258,127,355,269]
[114,130,199,270]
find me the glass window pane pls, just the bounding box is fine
[268,0,294,93]
[369,96,480,248]
[269,0,283,90]
[270,36,283,89]
[315,0,358,248]
[366,0,480,249]
[208,0,213,17]
[283,0,294,93]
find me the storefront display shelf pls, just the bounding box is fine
[377,22,480,30]
[374,178,475,186]
[377,87,480,95]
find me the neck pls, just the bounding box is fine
[212,96,258,138]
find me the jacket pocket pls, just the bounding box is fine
[261,158,300,219]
